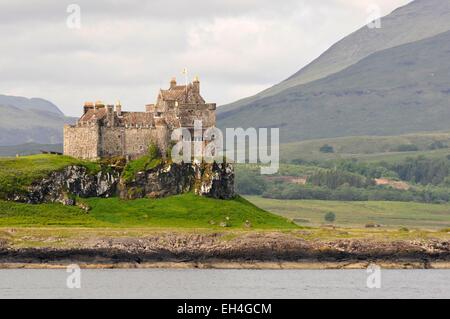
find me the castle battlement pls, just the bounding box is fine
[64,77,216,160]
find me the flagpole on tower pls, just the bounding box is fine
[182,67,188,86]
[182,67,188,101]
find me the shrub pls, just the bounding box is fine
[148,143,160,159]
[309,169,372,189]
[235,170,267,195]
[324,212,336,223]
[319,144,334,153]
[395,144,419,152]
[429,141,447,150]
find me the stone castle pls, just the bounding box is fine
[64,77,216,160]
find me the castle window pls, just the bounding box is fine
[140,145,144,150]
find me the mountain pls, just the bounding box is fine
[218,0,450,142]
[219,30,450,142]
[0,95,75,146]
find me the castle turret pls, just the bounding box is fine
[115,101,122,116]
[107,104,114,126]
[193,76,200,93]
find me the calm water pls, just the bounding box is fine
[0,269,449,299]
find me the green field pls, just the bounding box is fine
[246,196,450,230]
[0,194,296,230]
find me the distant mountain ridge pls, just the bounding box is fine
[0,95,64,116]
[0,95,75,146]
[218,0,450,142]
[219,29,450,142]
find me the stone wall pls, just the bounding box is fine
[64,124,100,160]
[100,126,160,159]
[64,124,170,160]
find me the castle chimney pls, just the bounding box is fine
[193,76,200,93]
[115,100,122,116]
[170,77,177,89]
[94,101,105,109]
[83,102,94,114]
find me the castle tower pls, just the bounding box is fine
[192,76,200,93]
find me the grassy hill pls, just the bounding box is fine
[281,131,450,162]
[0,194,296,229]
[0,154,295,230]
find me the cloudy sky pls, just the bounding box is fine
[0,0,411,116]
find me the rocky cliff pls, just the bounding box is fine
[12,165,120,205]
[120,162,235,200]
[12,161,235,205]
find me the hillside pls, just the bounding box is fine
[219,29,450,142]
[0,155,294,230]
[218,0,450,115]
[218,0,450,143]
[280,131,450,162]
[0,95,75,146]
[0,194,296,229]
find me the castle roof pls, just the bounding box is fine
[119,112,154,126]
[80,108,107,122]
[158,83,205,104]
[79,109,155,126]
[159,86,187,101]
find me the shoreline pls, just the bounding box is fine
[1,260,450,270]
[1,230,449,269]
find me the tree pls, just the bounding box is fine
[324,212,336,223]
[148,143,160,159]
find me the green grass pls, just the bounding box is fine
[0,154,101,196]
[122,155,161,182]
[281,131,450,163]
[0,194,297,229]
[245,196,450,230]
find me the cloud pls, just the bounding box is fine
[0,0,411,116]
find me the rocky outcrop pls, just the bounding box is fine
[119,162,235,200]
[11,161,235,205]
[13,165,120,205]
